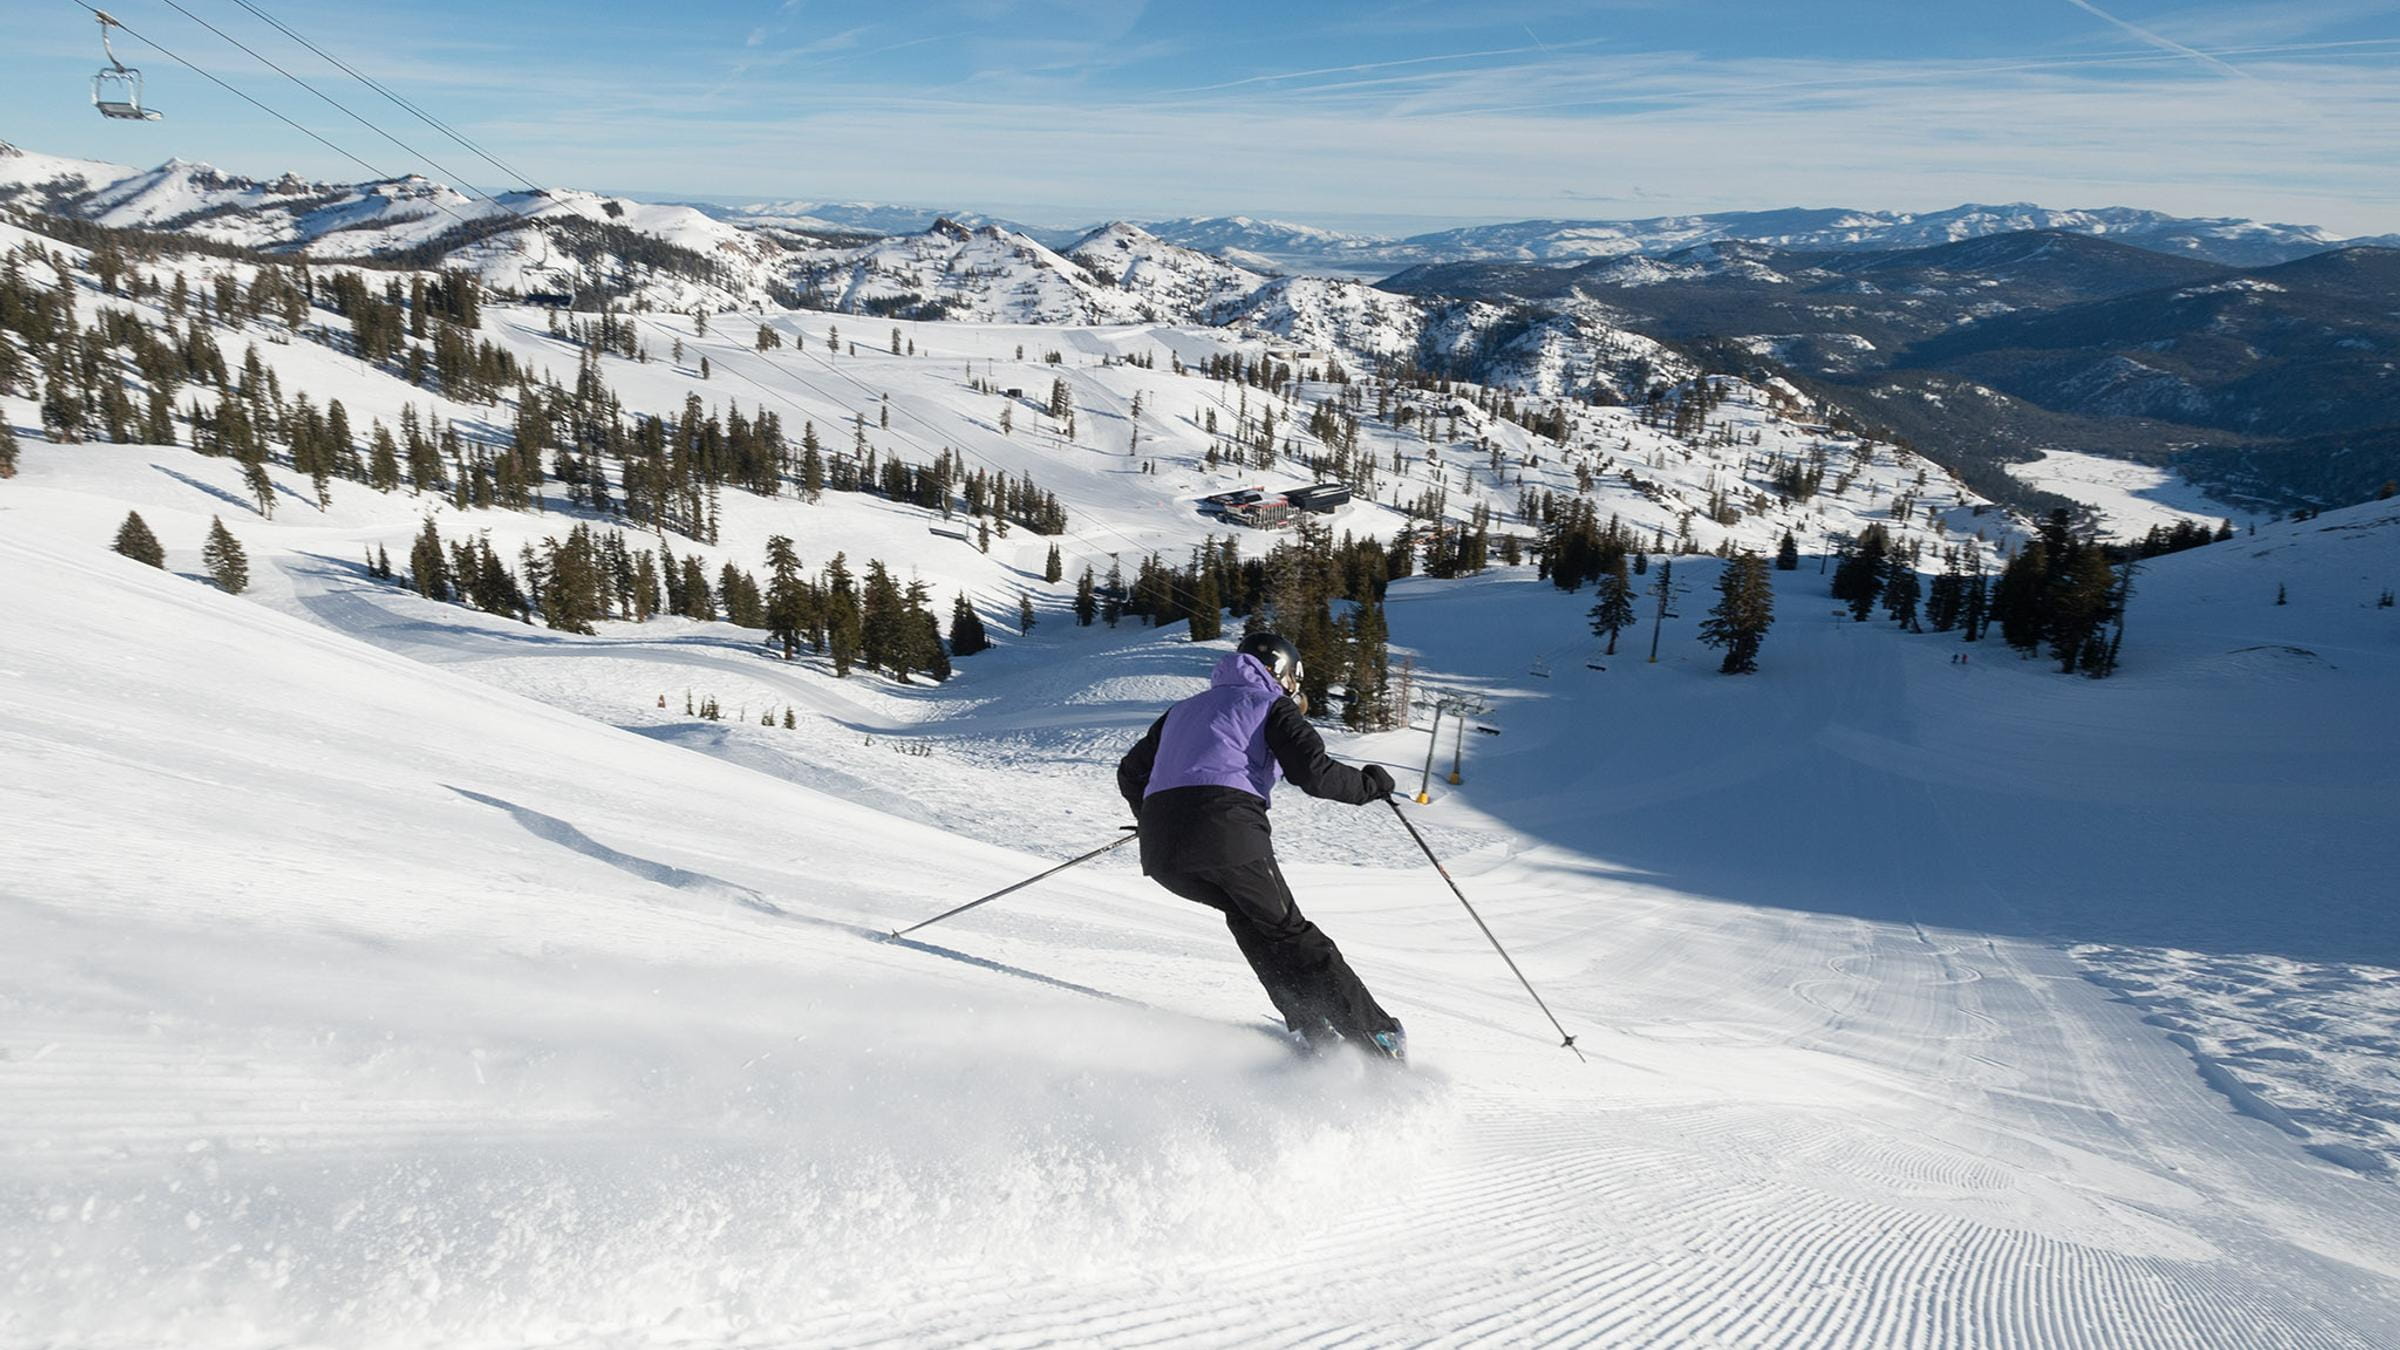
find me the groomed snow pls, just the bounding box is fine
[4,211,2397,1342]
[6,462,2399,1344]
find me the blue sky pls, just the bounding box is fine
[7,0,2400,234]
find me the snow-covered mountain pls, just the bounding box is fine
[710,198,1074,247]
[778,220,1682,399]
[23,137,2391,294]
[784,217,1150,324]
[1139,214,1387,273]
[0,143,788,309]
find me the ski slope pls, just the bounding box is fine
[6,456,2399,1344]
[4,202,2397,1343]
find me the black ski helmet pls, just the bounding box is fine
[1237,631,1304,694]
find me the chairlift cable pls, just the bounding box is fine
[54,2,1214,586]
[149,0,508,206]
[171,0,567,282]
[63,0,399,186]
[75,0,1273,575]
[222,0,549,194]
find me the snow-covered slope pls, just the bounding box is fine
[784,219,1268,327]
[5,148,786,308]
[789,217,1149,324]
[7,457,2398,1344]
[716,198,1068,245]
[1140,214,1387,274]
[0,141,133,207]
[1062,221,1268,318]
[9,186,2400,1340]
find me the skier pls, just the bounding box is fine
[1117,632,1407,1061]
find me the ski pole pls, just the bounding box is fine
[883,828,1138,941]
[1384,798,1585,1061]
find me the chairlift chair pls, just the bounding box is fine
[91,13,162,121]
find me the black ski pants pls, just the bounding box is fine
[1150,857,1396,1044]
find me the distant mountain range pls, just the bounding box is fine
[1381,229,2400,509]
[7,139,2393,509]
[1131,204,2400,276]
[706,199,2400,276]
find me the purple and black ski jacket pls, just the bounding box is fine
[1116,652,1382,875]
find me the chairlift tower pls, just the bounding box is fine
[1411,687,1491,802]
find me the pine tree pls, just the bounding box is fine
[799,427,825,502]
[1588,558,1637,655]
[1992,541,2049,651]
[1830,526,1887,622]
[1018,591,1037,633]
[1883,560,1922,632]
[2049,547,2119,674]
[859,561,907,675]
[915,606,951,682]
[409,518,450,601]
[368,423,401,493]
[243,453,276,520]
[1646,558,1681,663]
[763,535,808,659]
[1043,542,1063,584]
[1073,566,1098,625]
[0,418,17,478]
[201,516,249,593]
[1698,552,1775,674]
[1101,559,1124,627]
[632,551,660,621]
[542,529,605,634]
[1341,594,1393,730]
[113,511,165,568]
[679,555,715,621]
[949,592,990,656]
[1775,529,1800,570]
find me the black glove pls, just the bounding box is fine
[1360,764,1395,799]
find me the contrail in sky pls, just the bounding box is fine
[1162,38,1605,96]
[2062,0,2252,81]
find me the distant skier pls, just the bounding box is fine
[1117,632,1407,1061]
